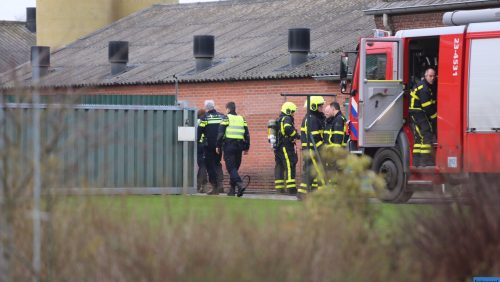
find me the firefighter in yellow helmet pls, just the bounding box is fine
[274,102,299,195]
[299,96,326,199]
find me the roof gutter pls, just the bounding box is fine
[363,0,500,15]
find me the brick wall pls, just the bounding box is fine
[374,4,500,33]
[374,11,445,32]
[177,78,345,191]
[43,78,345,191]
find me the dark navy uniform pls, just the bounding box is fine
[299,110,325,194]
[217,111,250,197]
[198,109,225,193]
[409,80,437,166]
[274,113,299,194]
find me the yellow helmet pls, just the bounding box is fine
[305,96,325,111]
[281,102,297,115]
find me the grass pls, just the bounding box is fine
[57,195,303,224]
[56,194,429,231]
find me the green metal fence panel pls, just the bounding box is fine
[0,103,197,194]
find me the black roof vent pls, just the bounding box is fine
[31,46,50,79]
[26,7,36,33]
[288,28,310,67]
[108,41,129,75]
[193,35,215,73]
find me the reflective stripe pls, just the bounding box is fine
[309,149,325,187]
[421,100,433,108]
[430,113,437,119]
[311,130,323,135]
[332,131,344,135]
[290,131,296,137]
[283,147,292,181]
[302,140,323,147]
[207,119,222,124]
[275,180,284,184]
[420,150,431,154]
[225,114,246,140]
[275,185,285,189]
[298,188,308,194]
[421,144,431,149]
[327,143,341,148]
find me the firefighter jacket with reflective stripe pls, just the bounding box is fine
[198,110,224,148]
[300,111,325,149]
[324,111,347,148]
[217,112,250,148]
[277,113,298,147]
[409,81,437,120]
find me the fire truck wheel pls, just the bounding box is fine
[372,148,413,203]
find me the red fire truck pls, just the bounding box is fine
[340,8,500,202]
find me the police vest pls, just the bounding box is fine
[225,114,246,140]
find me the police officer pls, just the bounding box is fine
[299,96,326,198]
[409,68,437,167]
[274,102,299,195]
[196,109,209,193]
[217,102,250,197]
[198,100,225,195]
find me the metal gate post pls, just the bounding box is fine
[182,109,189,195]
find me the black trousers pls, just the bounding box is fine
[223,141,243,188]
[274,144,297,190]
[299,148,323,193]
[205,147,223,188]
[197,145,208,190]
[410,111,434,165]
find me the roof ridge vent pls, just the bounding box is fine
[193,35,215,73]
[109,41,129,76]
[26,7,36,33]
[288,28,310,67]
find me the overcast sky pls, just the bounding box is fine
[0,0,217,21]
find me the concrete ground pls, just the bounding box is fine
[192,191,457,204]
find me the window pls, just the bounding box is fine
[468,38,500,132]
[365,54,387,80]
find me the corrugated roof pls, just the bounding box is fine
[364,0,500,15]
[0,21,36,74]
[0,0,378,88]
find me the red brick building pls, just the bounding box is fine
[4,0,498,191]
[364,0,500,33]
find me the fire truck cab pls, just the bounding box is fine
[341,8,500,202]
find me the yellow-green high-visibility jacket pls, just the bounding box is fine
[217,112,250,147]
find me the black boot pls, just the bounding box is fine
[206,183,219,195]
[236,182,245,197]
[287,188,297,195]
[227,186,236,196]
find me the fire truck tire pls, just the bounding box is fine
[372,148,413,203]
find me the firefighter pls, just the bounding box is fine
[274,102,299,195]
[196,109,209,193]
[217,102,250,197]
[299,96,326,199]
[323,101,347,187]
[198,100,225,195]
[409,68,437,167]
[324,101,347,149]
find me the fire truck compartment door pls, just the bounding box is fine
[359,38,404,147]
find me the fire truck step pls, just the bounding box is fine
[407,180,434,191]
